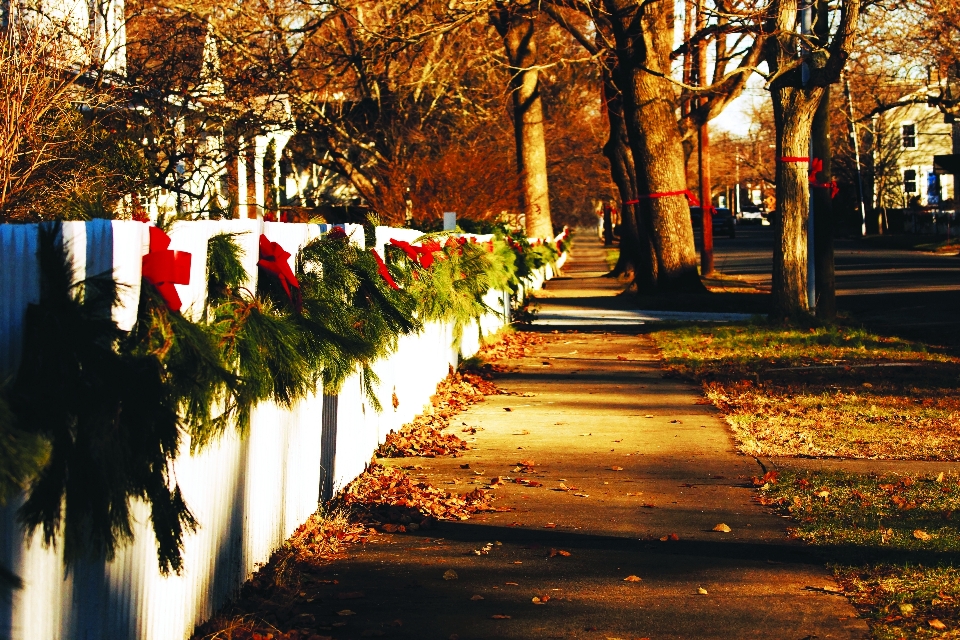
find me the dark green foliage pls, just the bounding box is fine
[297,232,418,405]
[207,232,249,303]
[124,285,238,450]
[0,388,49,506]
[205,231,315,430]
[10,223,196,574]
[395,235,493,342]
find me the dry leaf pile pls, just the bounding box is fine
[341,462,507,531]
[476,332,549,370]
[377,371,500,458]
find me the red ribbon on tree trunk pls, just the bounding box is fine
[370,249,400,290]
[626,189,701,207]
[142,226,191,312]
[809,158,840,198]
[258,234,302,312]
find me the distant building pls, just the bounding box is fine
[877,96,955,209]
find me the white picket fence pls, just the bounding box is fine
[0,220,563,640]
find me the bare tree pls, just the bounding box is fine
[491,2,554,238]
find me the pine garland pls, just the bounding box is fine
[1,220,565,574]
[11,223,196,574]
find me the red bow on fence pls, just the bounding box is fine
[389,239,443,269]
[142,226,191,312]
[258,234,302,312]
[371,249,401,290]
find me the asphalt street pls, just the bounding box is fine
[704,225,960,348]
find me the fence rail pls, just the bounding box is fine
[0,220,562,640]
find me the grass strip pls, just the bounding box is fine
[653,322,960,460]
[760,468,960,638]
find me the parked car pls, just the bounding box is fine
[737,204,769,225]
[690,206,736,238]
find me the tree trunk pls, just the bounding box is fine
[603,63,657,288]
[764,0,860,318]
[813,0,836,320]
[495,9,554,239]
[605,0,703,292]
[771,85,822,317]
[812,92,836,321]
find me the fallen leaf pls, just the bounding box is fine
[914,529,933,541]
[617,355,628,360]
[574,493,590,498]
[644,414,654,418]
[659,533,680,542]
[532,597,545,605]
[930,619,948,630]
[899,603,914,614]
[443,570,459,580]
[712,523,732,533]
[505,582,519,586]
[337,609,356,616]
[611,466,624,471]
[504,407,512,412]
[548,548,571,557]
[937,472,946,482]
[471,595,484,601]
[697,587,708,595]
[543,523,557,528]
[805,585,843,594]
[491,614,511,619]
[623,575,642,582]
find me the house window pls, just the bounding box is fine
[904,169,917,193]
[902,123,917,148]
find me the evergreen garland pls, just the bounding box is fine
[0,220,565,573]
[296,230,418,407]
[0,388,49,507]
[10,223,196,574]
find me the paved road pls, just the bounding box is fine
[704,226,960,347]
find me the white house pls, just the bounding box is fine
[878,95,955,209]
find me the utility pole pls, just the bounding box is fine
[735,154,741,216]
[844,74,868,236]
[696,0,714,276]
[800,0,815,312]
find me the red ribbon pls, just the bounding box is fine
[389,239,443,269]
[370,249,400,290]
[258,234,302,312]
[779,156,810,163]
[633,190,701,207]
[142,226,191,312]
[809,158,840,198]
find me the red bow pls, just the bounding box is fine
[258,234,302,312]
[142,226,191,312]
[809,158,840,198]
[370,249,400,290]
[389,239,442,269]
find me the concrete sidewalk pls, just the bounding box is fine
[298,237,867,639]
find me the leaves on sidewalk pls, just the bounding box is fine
[377,371,501,458]
[342,463,507,528]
